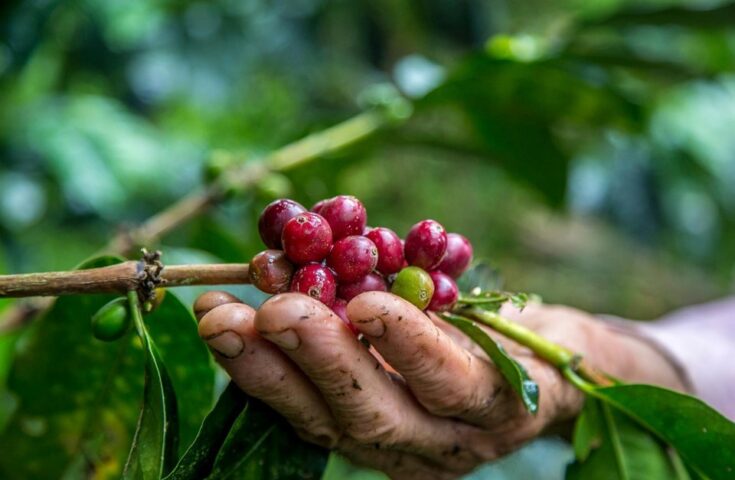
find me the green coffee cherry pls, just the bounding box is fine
[143,287,166,313]
[390,266,435,310]
[91,298,131,341]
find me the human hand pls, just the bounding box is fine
[195,291,686,479]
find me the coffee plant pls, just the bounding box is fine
[2,2,735,479]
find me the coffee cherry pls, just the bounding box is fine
[258,199,307,249]
[332,298,359,336]
[390,266,434,310]
[282,212,333,264]
[311,198,328,214]
[365,227,404,275]
[317,195,367,240]
[327,235,378,282]
[143,287,167,313]
[91,298,131,341]
[437,233,473,278]
[338,272,388,301]
[428,271,459,312]
[249,249,294,294]
[290,264,337,306]
[404,219,447,270]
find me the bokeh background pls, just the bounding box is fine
[1,0,735,478]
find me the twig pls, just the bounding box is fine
[0,262,250,298]
[104,111,388,255]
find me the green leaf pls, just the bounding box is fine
[123,291,178,480]
[164,382,246,480]
[144,290,215,451]
[208,397,328,479]
[589,384,735,480]
[588,4,735,29]
[572,398,603,462]
[422,55,642,205]
[0,255,148,480]
[456,261,502,293]
[566,398,675,480]
[440,314,539,413]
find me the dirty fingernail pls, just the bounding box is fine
[354,316,386,337]
[204,331,244,358]
[262,329,301,350]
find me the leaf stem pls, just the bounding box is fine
[460,307,613,387]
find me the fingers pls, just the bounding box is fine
[347,292,509,428]
[254,293,489,472]
[193,290,242,320]
[197,301,341,447]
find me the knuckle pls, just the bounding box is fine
[344,409,403,446]
[423,388,476,417]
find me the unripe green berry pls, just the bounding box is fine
[143,287,166,313]
[91,298,131,341]
[390,266,434,310]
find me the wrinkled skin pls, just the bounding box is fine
[194,291,686,479]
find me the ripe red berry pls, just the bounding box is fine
[281,212,333,264]
[290,264,337,306]
[404,219,448,270]
[332,298,359,336]
[258,199,306,249]
[317,195,367,240]
[437,233,473,278]
[327,235,378,282]
[311,199,328,214]
[248,249,294,294]
[338,272,387,301]
[365,227,404,275]
[428,271,459,312]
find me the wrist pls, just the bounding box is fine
[596,321,690,392]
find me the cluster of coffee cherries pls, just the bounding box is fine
[248,195,473,332]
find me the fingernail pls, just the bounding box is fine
[295,428,339,449]
[354,315,386,337]
[204,331,244,358]
[263,328,301,350]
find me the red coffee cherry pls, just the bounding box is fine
[365,227,404,275]
[428,271,459,312]
[281,212,333,264]
[248,249,294,294]
[258,199,306,249]
[337,272,388,301]
[327,235,378,282]
[404,219,448,270]
[317,195,367,240]
[290,264,337,306]
[437,233,473,278]
[332,298,359,336]
[311,198,328,214]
